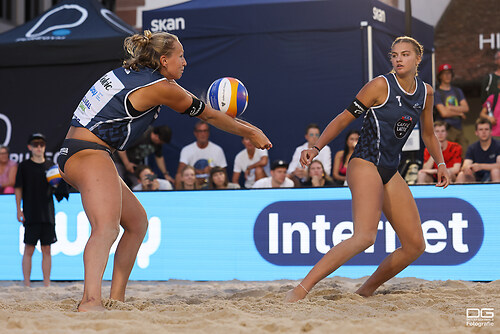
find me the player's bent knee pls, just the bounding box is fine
[352,233,377,251]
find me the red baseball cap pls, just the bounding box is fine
[438,63,453,75]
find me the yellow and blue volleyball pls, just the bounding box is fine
[46,164,62,187]
[207,77,248,118]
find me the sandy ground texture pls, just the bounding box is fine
[0,277,499,333]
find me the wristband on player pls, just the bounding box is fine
[312,145,321,153]
[437,162,446,168]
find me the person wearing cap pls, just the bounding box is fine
[252,160,294,188]
[434,63,469,151]
[14,133,57,287]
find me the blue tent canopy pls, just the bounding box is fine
[143,0,434,180]
[0,0,136,66]
[0,0,136,161]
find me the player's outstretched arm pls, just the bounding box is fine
[199,106,272,150]
[300,77,386,168]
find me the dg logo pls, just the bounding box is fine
[394,115,413,139]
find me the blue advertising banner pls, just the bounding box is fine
[0,184,498,281]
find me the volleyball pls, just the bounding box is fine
[207,77,248,118]
[46,164,62,187]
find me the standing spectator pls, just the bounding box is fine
[177,165,200,190]
[175,121,227,188]
[332,130,360,186]
[417,121,462,184]
[115,125,173,187]
[480,51,500,105]
[232,137,268,188]
[0,145,17,194]
[253,160,294,188]
[301,160,335,187]
[456,118,500,183]
[205,166,240,189]
[287,124,332,186]
[480,79,500,139]
[132,165,173,191]
[14,133,56,287]
[434,64,469,151]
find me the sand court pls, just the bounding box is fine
[0,277,498,333]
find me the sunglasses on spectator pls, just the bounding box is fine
[30,141,46,148]
[308,133,320,137]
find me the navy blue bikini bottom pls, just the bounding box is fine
[57,139,112,173]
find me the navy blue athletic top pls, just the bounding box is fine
[351,73,427,169]
[71,67,166,150]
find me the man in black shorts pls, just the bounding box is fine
[15,133,56,287]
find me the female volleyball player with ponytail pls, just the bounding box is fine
[285,36,450,302]
[57,31,271,311]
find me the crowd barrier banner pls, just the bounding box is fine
[0,184,497,281]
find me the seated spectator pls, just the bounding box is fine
[253,160,294,188]
[417,121,462,184]
[0,145,17,194]
[434,64,469,151]
[178,165,200,190]
[132,165,173,191]
[301,160,335,187]
[480,79,500,139]
[232,137,268,188]
[204,166,241,190]
[332,130,360,186]
[287,124,332,186]
[115,125,173,187]
[176,121,227,188]
[456,118,500,183]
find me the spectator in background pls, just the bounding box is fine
[480,51,500,105]
[177,165,200,190]
[175,121,227,188]
[287,124,332,186]
[115,125,173,187]
[480,79,500,139]
[0,145,17,194]
[301,160,335,187]
[14,133,56,287]
[132,165,173,191]
[232,137,268,188]
[205,166,240,190]
[434,64,469,151]
[456,118,500,183]
[253,160,294,188]
[417,121,462,184]
[332,130,360,186]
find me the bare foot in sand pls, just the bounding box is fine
[284,285,308,302]
[78,299,106,312]
[355,287,374,298]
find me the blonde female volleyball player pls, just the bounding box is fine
[57,31,271,312]
[285,36,450,302]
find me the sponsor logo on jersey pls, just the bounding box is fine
[394,115,413,138]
